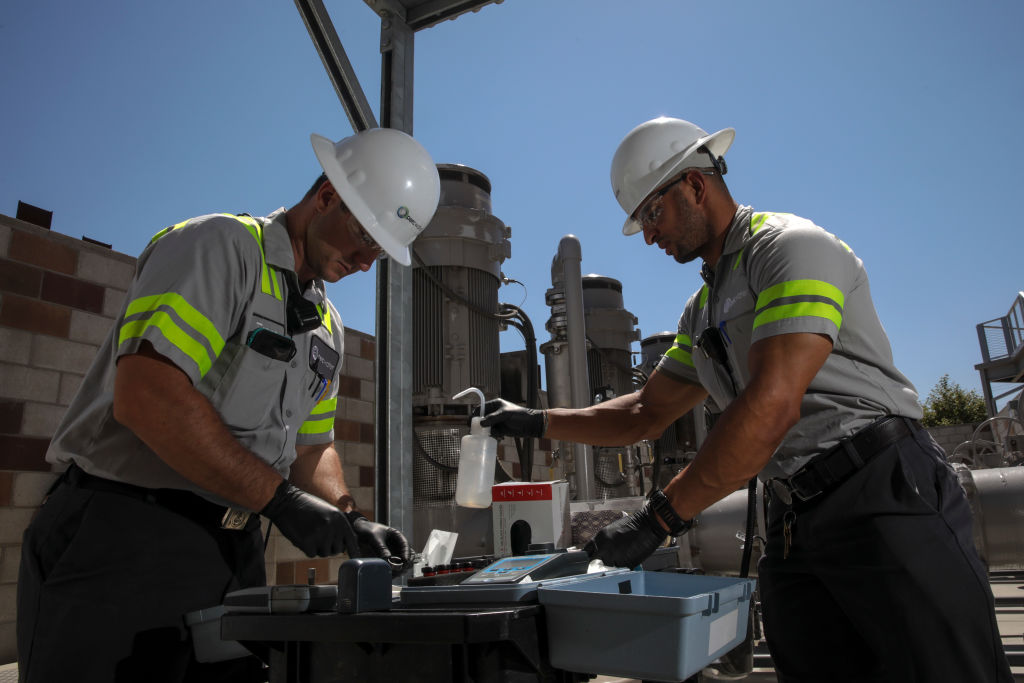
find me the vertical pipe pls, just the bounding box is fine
[558,236,595,500]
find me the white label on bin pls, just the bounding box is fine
[708,607,739,656]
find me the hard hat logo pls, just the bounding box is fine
[396,206,423,232]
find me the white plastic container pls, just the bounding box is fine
[453,388,498,508]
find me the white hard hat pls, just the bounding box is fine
[610,117,735,235]
[311,128,441,266]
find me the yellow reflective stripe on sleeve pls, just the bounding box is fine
[732,249,744,271]
[124,293,225,357]
[698,285,709,309]
[753,301,843,332]
[118,312,215,377]
[148,219,189,245]
[664,333,694,367]
[755,279,845,311]
[299,397,337,435]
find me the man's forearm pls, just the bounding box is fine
[114,350,282,511]
[290,443,355,512]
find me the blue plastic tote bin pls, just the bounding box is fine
[537,571,755,682]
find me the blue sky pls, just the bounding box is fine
[3,1,1022,408]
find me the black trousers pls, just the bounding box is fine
[758,428,1013,682]
[17,479,267,683]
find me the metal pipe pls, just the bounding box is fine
[556,236,595,500]
[690,465,1024,576]
[957,465,1024,571]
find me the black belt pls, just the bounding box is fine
[769,416,922,505]
[62,462,259,531]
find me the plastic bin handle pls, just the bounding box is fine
[702,592,721,616]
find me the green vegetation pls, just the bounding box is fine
[920,374,988,427]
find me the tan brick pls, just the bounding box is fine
[0,583,14,622]
[77,250,135,289]
[0,363,60,403]
[352,487,374,512]
[360,379,375,403]
[0,544,21,583]
[29,335,99,374]
[0,507,35,544]
[103,287,127,318]
[58,373,84,406]
[20,403,66,438]
[69,309,115,345]
[342,464,360,488]
[12,471,58,507]
[344,356,374,382]
[0,327,32,365]
[342,397,374,424]
[341,442,374,468]
[0,620,14,664]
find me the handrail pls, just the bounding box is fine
[977,292,1024,364]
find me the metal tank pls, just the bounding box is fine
[581,275,643,498]
[410,164,510,556]
[639,332,707,490]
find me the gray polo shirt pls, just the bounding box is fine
[47,209,345,508]
[656,205,921,479]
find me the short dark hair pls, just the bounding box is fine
[304,172,329,200]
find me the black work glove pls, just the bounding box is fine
[261,481,353,558]
[347,511,413,576]
[479,398,546,439]
[583,501,667,568]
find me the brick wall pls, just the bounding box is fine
[0,213,377,665]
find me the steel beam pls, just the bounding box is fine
[294,0,378,132]
[374,12,416,543]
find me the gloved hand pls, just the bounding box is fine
[347,511,413,575]
[260,481,353,558]
[479,398,546,439]
[583,501,667,568]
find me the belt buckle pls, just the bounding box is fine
[787,470,823,503]
[220,508,253,530]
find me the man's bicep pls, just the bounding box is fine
[747,332,833,400]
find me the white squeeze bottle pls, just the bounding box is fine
[453,387,497,508]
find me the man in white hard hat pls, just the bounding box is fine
[483,117,1012,681]
[17,128,440,682]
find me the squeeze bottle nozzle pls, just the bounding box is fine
[452,387,497,508]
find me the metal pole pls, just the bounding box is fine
[293,0,378,132]
[558,236,596,500]
[373,7,416,543]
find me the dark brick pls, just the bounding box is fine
[335,376,361,399]
[0,471,12,506]
[274,562,295,585]
[360,338,375,361]
[358,465,375,487]
[0,401,25,434]
[359,422,375,445]
[0,435,51,470]
[9,230,77,274]
[333,419,360,442]
[286,558,330,584]
[0,258,43,297]
[41,271,105,314]
[0,293,71,337]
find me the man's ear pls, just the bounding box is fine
[315,178,339,213]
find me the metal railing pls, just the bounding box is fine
[977,291,1024,364]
